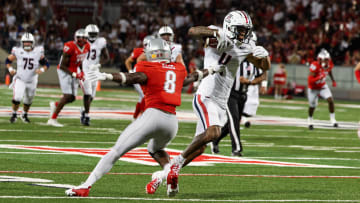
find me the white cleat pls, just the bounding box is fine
[47,119,64,127]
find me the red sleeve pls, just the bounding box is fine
[132,48,144,60]
[355,70,360,83]
[63,42,74,55]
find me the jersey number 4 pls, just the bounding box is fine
[164,70,176,93]
[23,58,34,70]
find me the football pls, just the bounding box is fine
[205,37,218,48]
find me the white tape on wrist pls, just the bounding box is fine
[40,67,45,73]
[195,70,203,81]
[119,72,126,84]
[261,80,268,87]
[105,73,113,80]
[72,72,77,78]
[8,67,14,72]
[207,67,214,75]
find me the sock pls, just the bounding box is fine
[55,101,59,107]
[330,113,336,123]
[85,113,89,117]
[308,117,313,124]
[12,111,17,114]
[161,163,171,180]
[51,113,58,119]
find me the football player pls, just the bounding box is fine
[80,24,109,126]
[149,10,271,196]
[47,29,90,127]
[6,32,49,123]
[65,38,221,197]
[124,35,155,119]
[307,49,338,130]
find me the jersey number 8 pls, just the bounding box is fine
[164,70,176,93]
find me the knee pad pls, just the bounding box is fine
[12,100,20,105]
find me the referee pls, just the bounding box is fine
[211,59,266,156]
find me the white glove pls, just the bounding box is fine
[89,64,101,71]
[8,66,16,75]
[207,64,226,74]
[86,70,113,82]
[252,46,269,58]
[216,32,233,53]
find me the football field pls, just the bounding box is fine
[0,85,359,202]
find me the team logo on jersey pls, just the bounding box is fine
[0,145,354,168]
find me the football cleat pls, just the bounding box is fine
[146,177,162,194]
[232,151,243,156]
[210,142,219,154]
[65,185,91,197]
[146,171,163,194]
[80,109,85,124]
[308,125,314,130]
[82,116,90,126]
[167,163,180,197]
[9,113,17,123]
[47,119,64,127]
[20,114,30,123]
[244,121,251,128]
[333,123,338,128]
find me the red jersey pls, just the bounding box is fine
[135,61,187,114]
[57,41,90,73]
[308,60,334,89]
[131,47,144,60]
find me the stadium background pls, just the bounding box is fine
[0,0,359,99]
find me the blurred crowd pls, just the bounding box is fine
[0,0,359,72]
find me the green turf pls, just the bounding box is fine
[0,86,359,202]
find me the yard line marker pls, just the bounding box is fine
[0,196,358,202]
[1,171,360,179]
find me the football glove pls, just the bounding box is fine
[216,32,233,53]
[332,80,337,87]
[253,46,269,58]
[207,64,226,75]
[86,70,113,82]
[72,72,85,80]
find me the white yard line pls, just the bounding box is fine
[0,196,358,202]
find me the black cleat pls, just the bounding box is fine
[21,114,30,123]
[333,123,338,128]
[309,125,314,130]
[82,116,90,126]
[244,121,251,128]
[80,111,85,124]
[232,151,243,156]
[210,142,219,154]
[10,113,17,123]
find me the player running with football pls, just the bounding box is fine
[80,24,109,126]
[147,10,271,197]
[124,35,154,119]
[65,38,222,197]
[47,29,90,127]
[6,32,49,123]
[307,49,338,130]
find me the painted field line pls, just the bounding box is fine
[1,171,360,179]
[0,196,358,202]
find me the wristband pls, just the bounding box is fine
[8,67,15,72]
[40,67,45,73]
[195,70,203,81]
[261,80,268,87]
[119,72,126,84]
[72,72,77,78]
[105,73,113,80]
[207,67,214,75]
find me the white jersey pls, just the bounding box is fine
[196,26,255,108]
[82,37,107,73]
[170,42,182,62]
[11,46,44,83]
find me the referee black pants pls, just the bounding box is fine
[215,92,247,153]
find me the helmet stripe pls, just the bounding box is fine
[240,11,248,24]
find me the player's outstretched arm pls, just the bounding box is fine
[86,67,148,85]
[183,69,209,86]
[188,26,218,38]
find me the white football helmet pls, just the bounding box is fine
[158,26,174,42]
[317,49,331,68]
[74,28,87,46]
[145,38,171,63]
[143,35,155,48]
[85,24,99,42]
[21,32,35,51]
[223,10,253,47]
